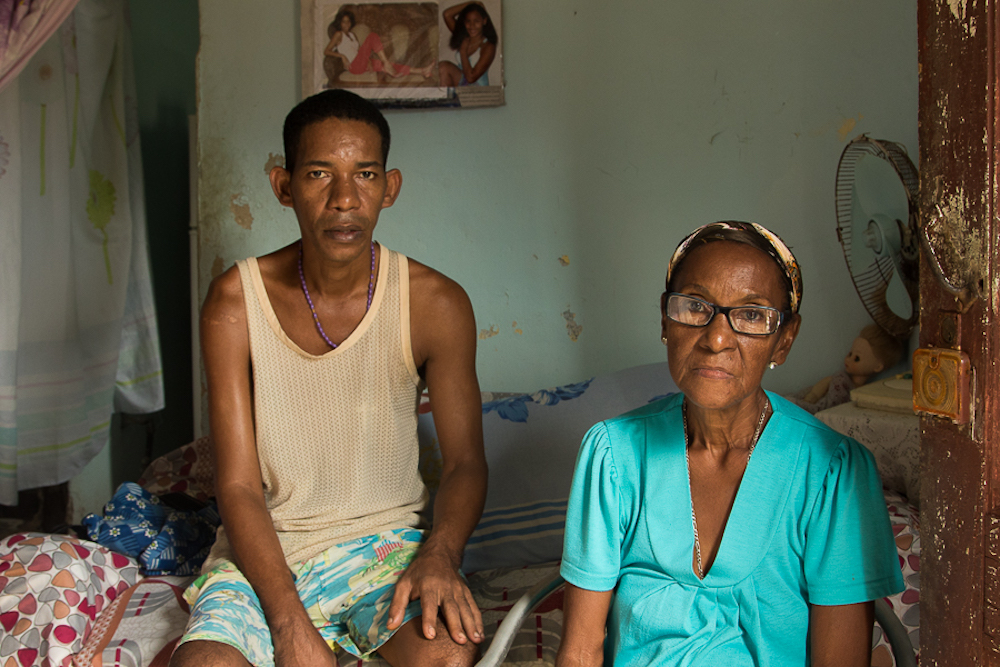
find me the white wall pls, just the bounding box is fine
[197,0,918,396]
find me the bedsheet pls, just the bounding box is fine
[2,452,920,666]
[2,366,921,666]
[0,533,141,667]
[66,486,919,667]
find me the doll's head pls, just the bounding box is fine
[844,324,904,383]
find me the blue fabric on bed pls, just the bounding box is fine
[82,482,220,575]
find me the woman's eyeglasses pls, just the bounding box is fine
[665,292,787,336]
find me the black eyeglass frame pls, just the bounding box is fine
[664,292,791,336]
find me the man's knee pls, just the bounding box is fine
[378,618,479,667]
[169,640,251,667]
[396,640,477,667]
[429,636,478,667]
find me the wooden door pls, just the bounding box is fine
[918,0,1000,664]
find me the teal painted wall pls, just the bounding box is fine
[196,0,918,399]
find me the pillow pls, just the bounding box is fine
[419,362,679,573]
[0,533,141,667]
[73,576,192,667]
[137,436,215,503]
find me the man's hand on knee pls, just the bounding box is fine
[386,547,483,645]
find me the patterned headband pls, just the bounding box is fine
[666,221,803,313]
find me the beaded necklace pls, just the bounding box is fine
[297,241,375,349]
[683,399,768,579]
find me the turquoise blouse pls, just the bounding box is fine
[560,392,904,666]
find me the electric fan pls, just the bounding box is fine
[834,136,920,339]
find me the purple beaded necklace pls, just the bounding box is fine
[297,241,376,349]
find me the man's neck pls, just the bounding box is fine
[298,241,376,299]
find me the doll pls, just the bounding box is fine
[792,324,904,414]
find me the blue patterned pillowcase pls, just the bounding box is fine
[418,362,679,573]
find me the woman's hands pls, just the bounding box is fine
[457,36,495,84]
[459,37,476,59]
[443,1,484,32]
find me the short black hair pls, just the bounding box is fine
[282,89,391,172]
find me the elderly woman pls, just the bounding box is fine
[556,222,904,666]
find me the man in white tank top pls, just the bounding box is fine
[171,91,487,667]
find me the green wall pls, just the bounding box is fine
[195,0,918,402]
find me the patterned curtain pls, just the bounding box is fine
[0,0,80,92]
[0,0,164,505]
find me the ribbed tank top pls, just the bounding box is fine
[205,246,429,569]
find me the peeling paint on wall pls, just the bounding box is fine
[264,152,284,174]
[512,321,522,335]
[946,0,977,37]
[230,193,253,230]
[810,114,864,140]
[211,255,226,279]
[558,255,570,266]
[562,308,582,342]
[479,324,500,340]
[924,180,986,301]
[837,115,863,142]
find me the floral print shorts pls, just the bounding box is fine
[178,528,425,665]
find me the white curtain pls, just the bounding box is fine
[0,0,80,92]
[0,0,164,505]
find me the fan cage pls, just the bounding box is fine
[834,137,920,339]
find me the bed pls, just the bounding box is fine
[0,362,920,667]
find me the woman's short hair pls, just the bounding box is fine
[449,4,499,50]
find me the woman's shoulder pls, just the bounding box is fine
[771,392,852,445]
[575,394,682,483]
[608,391,682,425]
[768,392,878,476]
[586,392,683,448]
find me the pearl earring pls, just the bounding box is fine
[768,361,777,370]
[661,336,668,345]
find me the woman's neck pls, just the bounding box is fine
[684,391,771,455]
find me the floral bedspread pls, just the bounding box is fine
[0,369,922,666]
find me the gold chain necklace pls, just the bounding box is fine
[683,400,768,580]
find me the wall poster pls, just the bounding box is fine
[301,0,504,109]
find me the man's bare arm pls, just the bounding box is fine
[200,268,335,667]
[386,263,488,644]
